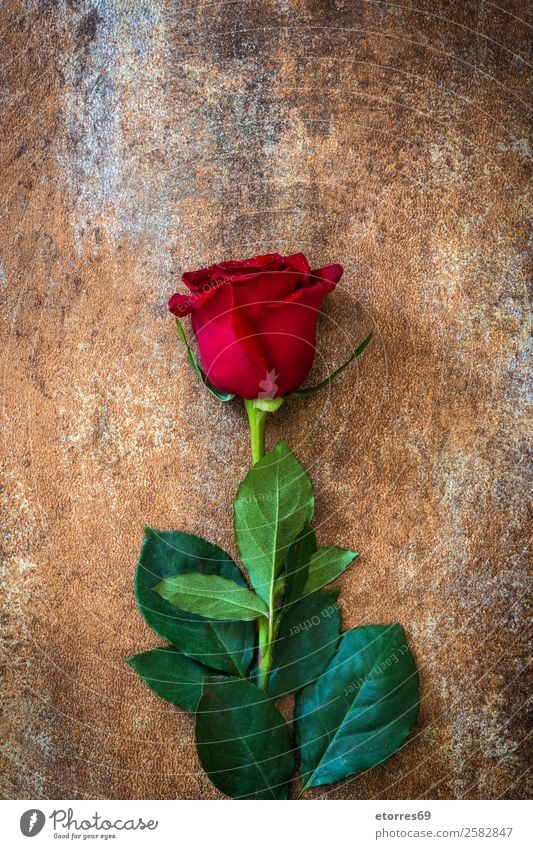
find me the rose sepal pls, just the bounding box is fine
[175,318,235,402]
[287,331,373,399]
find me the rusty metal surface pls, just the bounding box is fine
[0,0,531,799]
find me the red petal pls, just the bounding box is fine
[190,283,269,398]
[257,278,337,395]
[310,263,343,287]
[168,293,194,317]
[182,254,285,291]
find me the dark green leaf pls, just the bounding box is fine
[175,318,234,402]
[155,572,268,621]
[268,590,341,698]
[196,677,295,799]
[296,624,419,790]
[303,547,359,594]
[234,440,314,605]
[283,525,317,606]
[127,647,216,711]
[288,332,373,399]
[135,528,254,676]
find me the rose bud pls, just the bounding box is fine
[168,253,343,399]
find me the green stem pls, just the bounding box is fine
[244,396,285,690]
[244,399,267,465]
[257,618,272,691]
[245,399,270,688]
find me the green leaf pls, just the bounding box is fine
[196,677,295,799]
[283,525,317,606]
[296,624,419,790]
[288,332,373,399]
[303,547,359,594]
[175,318,234,402]
[135,528,254,676]
[155,572,268,621]
[127,647,217,712]
[268,590,341,698]
[234,440,314,605]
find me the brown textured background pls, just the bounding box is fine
[0,0,531,800]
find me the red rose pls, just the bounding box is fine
[168,253,343,399]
